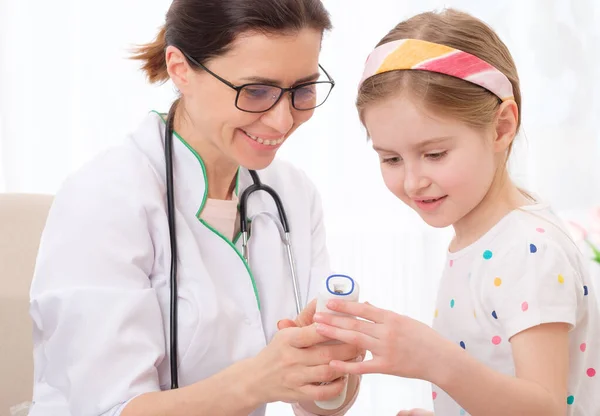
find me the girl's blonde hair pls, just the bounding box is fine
[357,8,522,149]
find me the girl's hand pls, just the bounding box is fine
[313,300,456,381]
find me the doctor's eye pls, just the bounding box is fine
[294,84,317,100]
[425,151,447,161]
[240,85,278,101]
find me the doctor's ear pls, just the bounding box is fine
[165,46,192,91]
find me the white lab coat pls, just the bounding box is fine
[29,111,332,416]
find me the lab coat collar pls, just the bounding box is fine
[135,111,246,221]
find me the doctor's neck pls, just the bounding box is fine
[174,104,238,201]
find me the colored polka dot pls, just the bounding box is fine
[580,343,587,352]
[558,274,565,284]
[494,277,502,287]
[536,227,545,233]
[450,299,455,308]
[460,409,466,415]
[460,341,466,349]
[483,250,493,260]
[432,391,437,400]
[492,335,502,345]
[584,285,588,296]
[529,243,537,253]
[567,395,575,405]
[473,310,477,318]
[587,368,596,377]
[449,259,454,267]
[492,310,498,319]
[434,309,439,318]
[521,301,529,311]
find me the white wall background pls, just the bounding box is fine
[1,0,599,414]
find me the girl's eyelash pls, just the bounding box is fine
[425,151,447,160]
[381,151,446,164]
[382,156,402,165]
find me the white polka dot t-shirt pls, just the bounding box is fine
[432,203,599,415]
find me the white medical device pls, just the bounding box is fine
[314,274,359,410]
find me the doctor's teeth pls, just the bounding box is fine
[245,131,283,146]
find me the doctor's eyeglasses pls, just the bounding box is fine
[182,51,335,113]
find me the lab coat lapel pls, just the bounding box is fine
[170,133,263,317]
[166,133,266,382]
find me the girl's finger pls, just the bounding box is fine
[326,300,386,323]
[313,313,379,338]
[397,409,435,416]
[315,323,376,351]
[328,358,381,375]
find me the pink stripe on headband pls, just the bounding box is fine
[359,38,514,101]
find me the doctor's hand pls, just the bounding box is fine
[249,324,360,405]
[277,299,317,329]
[313,300,452,381]
[277,299,366,369]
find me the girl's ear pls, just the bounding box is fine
[493,100,519,153]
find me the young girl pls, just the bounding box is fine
[313,8,599,416]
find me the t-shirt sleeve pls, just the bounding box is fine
[484,239,581,340]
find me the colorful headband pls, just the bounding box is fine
[359,38,514,102]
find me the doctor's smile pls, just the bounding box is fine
[241,130,285,147]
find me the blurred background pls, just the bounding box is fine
[1,0,599,414]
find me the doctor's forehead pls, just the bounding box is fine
[209,29,323,86]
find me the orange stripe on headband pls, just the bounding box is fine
[359,39,514,102]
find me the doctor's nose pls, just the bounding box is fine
[261,94,294,134]
[404,166,430,195]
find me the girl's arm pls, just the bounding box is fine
[431,322,569,416]
[313,301,569,416]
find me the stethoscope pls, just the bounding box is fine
[164,102,303,389]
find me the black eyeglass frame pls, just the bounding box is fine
[180,50,336,113]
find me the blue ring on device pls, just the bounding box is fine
[326,274,355,296]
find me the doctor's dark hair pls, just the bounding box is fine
[131,0,332,84]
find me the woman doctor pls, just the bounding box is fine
[28,0,362,415]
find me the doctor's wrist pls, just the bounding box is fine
[230,356,268,410]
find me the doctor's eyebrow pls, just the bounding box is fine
[240,72,320,86]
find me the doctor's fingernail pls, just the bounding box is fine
[327,300,339,309]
